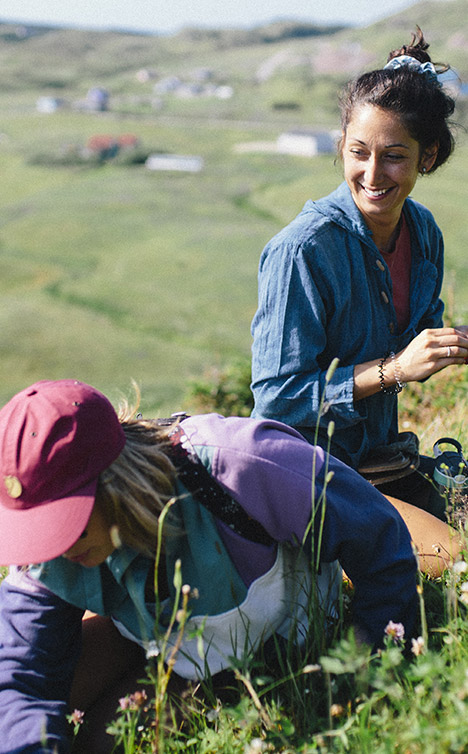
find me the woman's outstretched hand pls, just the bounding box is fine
[397,326,468,383]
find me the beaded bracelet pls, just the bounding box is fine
[390,351,407,392]
[378,352,406,394]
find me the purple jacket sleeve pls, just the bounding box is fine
[0,570,83,754]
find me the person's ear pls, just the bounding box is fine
[420,143,438,174]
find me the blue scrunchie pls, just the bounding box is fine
[384,54,438,83]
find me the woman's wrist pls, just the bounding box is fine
[391,351,407,390]
[378,352,406,394]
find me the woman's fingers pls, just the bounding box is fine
[399,328,468,381]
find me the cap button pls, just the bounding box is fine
[4,475,23,498]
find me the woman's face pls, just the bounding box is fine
[342,104,436,234]
[62,503,115,567]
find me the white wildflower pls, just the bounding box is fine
[206,707,220,722]
[411,636,425,656]
[302,664,321,674]
[146,640,160,659]
[244,738,267,753]
[460,582,468,605]
[450,559,468,584]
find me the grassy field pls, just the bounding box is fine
[0,102,467,420]
[0,110,272,413]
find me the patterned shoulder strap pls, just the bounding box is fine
[157,417,273,546]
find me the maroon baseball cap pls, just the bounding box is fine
[0,379,126,566]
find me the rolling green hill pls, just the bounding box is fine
[1,0,467,118]
[0,0,466,416]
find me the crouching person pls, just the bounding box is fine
[0,379,421,752]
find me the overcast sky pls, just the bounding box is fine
[0,0,423,34]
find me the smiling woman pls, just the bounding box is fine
[251,27,468,521]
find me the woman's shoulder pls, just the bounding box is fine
[404,195,439,226]
[180,414,324,505]
[404,196,443,241]
[181,413,307,454]
[262,182,367,256]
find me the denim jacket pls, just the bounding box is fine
[251,181,444,468]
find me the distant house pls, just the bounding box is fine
[135,68,157,83]
[153,73,234,101]
[36,97,66,113]
[191,67,214,82]
[86,87,109,112]
[84,134,139,160]
[214,85,234,100]
[145,154,204,173]
[84,135,118,159]
[117,134,140,150]
[276,130,337,157]
[153,76,182,94]
[175,83,204,99]
[234,128,338,157]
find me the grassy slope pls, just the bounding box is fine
[0,0,466,418]
[0,113,290,414]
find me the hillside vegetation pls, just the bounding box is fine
[0,0,466,419]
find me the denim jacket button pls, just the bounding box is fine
[389,322,395,334]
[376,259,386,272]
[381,291,390,304]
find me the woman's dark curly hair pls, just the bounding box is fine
[339,28,456,172]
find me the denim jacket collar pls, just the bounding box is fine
[306,182,374,242]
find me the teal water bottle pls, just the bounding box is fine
[432,437,468,498]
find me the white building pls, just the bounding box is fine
[145,154,204,173]
[36,97,66,113]
[276,130,337,157]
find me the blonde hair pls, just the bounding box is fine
[95,390,179,558]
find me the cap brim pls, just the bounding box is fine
[0,480,97,566]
